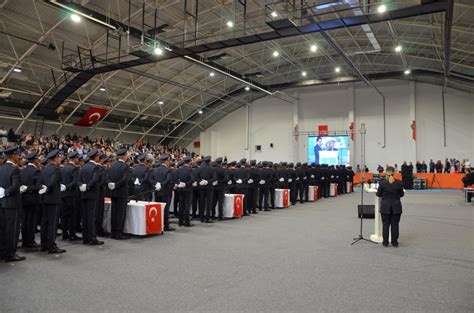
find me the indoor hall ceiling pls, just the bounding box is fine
[0,0,472,146]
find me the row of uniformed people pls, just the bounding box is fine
[0,144,354,262]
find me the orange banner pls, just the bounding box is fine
[353,172,465,189]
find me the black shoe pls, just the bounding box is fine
[252,210,259,214]
[88,240,104,246]
[82,240,90,245]
[69,235,82,241]
[41,246,48,252]
[164,226,176,231]
[96,231,105,237]
[218,217,225,221]
[243,213,249,216]
[62,235,70,241]
[204,219,214,224]
[382,243,389,247]
[48,247,66,254]
[184,223,194,227]
[392,243,399,248]
[4,254,26,262]
[264,209,272,211]
[115,234,130,240]
[22,242,40,249]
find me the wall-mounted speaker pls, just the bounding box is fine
[270,143,274,148]
[256,145,261,151]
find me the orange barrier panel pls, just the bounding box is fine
[353,172,465,189]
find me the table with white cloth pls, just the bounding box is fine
[346,182,353,193]
[307,185,318,201]
[329,183,338,197]
[274,189,290,208]
[211,194,244,218]
[103,199,165,236]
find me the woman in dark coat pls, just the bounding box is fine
[376,166,404,247]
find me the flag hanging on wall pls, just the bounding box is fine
[318,125,328,136]
[411,120,416,141]
[74,106,109,127]
[349,122,355,141]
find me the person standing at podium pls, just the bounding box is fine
[376,166,404,248]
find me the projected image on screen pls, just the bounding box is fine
[308,136,350,165]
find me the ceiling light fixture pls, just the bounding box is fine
[198,110,203,114]
[395,45,402,52]
[404,69,411,75]
[335,67,341,73]
[70,13,81,23]
[209,72,215,77]
[154,47,163,55]
[226,21,234,28]
[158,101,164,105]
[301,71,307,77]
[99,86,106,91]
[273,51,279,57]
[245,86,250,91]
[377,5,387,13]
[310,44,317,52]
[271,11,278,18]
[13,68,22,73]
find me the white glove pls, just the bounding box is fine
[0,187,5,198]
[60,184,66,192]
[311,175,315,178]
[20,185,28,193]
[108,182,116,190]
[321,177,325,180]
[212,181,218,186]
[79,184,87,192]
[248,179,253,184]
[155,182,161,191]
[303,177,307,180]
[288,178,293,183]
[38,185,47,195]
[192,181,198,187]
[228,180,232,185]
[331,175,334,179]
[259,180,265,185]
[178,182,186,188]
[279,178,284,182]
[134,178,141,186]
[296,177,300,181]
[199,180,207,186]
[236,179,242,184]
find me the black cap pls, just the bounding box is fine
[25,151,38,161]
[137,154,146,161]
[116,148,128,156]
[46,149,60,160]
[177,160,185,167]
[160,154,170,161]
[67,151,79,159]
[250,159,256,166]
[183,156,192,163]
[99,152,107,160]
[288,163,294,168]
[87,149,98,159]
[268,161,273,167]
[60,155,67,163]
[170,160,175,167]
[210,161,217,167]
[240,158,247,164]
[203,156,211,162]
[296,162,301,167]
[197,159,203,165]
[2,145,19,156]
[40,157,48,165]
[282,162,287,166]
[215,157,223,164]
[230,161,236,166]
[262,161,268,167]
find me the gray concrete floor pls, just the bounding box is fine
[1,190,473,313]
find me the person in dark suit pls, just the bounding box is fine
[376,166,404,247]
[131,154,152,201]
[211,157,228,219]
[20,151,42,249]
[60,151,81,241]
[462,169,474,203]
[175,156,196,227]
[95,152,108,236]
[313,137,323,164]
[196,156,215,223]
[39,149,67,254]
[247,160,260,214]
[107,148,131,239]
[78,150,103,246]
[233,159,250,215]
[149,155,175,231]
[0,146,26,262]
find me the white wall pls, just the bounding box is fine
[197,80,474,169]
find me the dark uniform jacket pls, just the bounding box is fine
[196,164,215,190]
[0,161,21,209]
[78,161,100,200]
[176,166,196,191]
[131,163,151,196]
[376,179,404,214]
[61,163,78,199]
[40,163,62,205]
[20,163,41,207]
[107,160,131,199]
[233,167,250,188]
[150,165,174,194]
[213,166,229,190]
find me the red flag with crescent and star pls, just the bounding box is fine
[283,189,289,207]
[74,106,109,127]
[233,194,243,217]
[145,203,163,235]
[313,186,318,201]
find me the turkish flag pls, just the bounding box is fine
[313,186,318,201]
[318,125,328,136]
[145,203,163,235]
[411,120,416,141]
[74,106,109,127]
[233,195,243,217]
[283,189,289,207]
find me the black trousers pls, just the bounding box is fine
[178,190,192,225]
[297,183,304,203]
[40,204,60,250]
[155,192,171,228]
[82,199,97,242]
[320,180,329,198]
[95,192,105,234]
[248,188,258,212]
[111,197,127,235]
[174,190,180,217]
[381,213,401,245]
[0,207,20,258]
[258,187,270,209]
[269,187,275,209]
[289,183,297,205]
[61,197,74,237]
[302,181,309,201]
[199,189,213,220]
[192,190,200,217]
[22,204,38,245]
[211,189,225,218]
